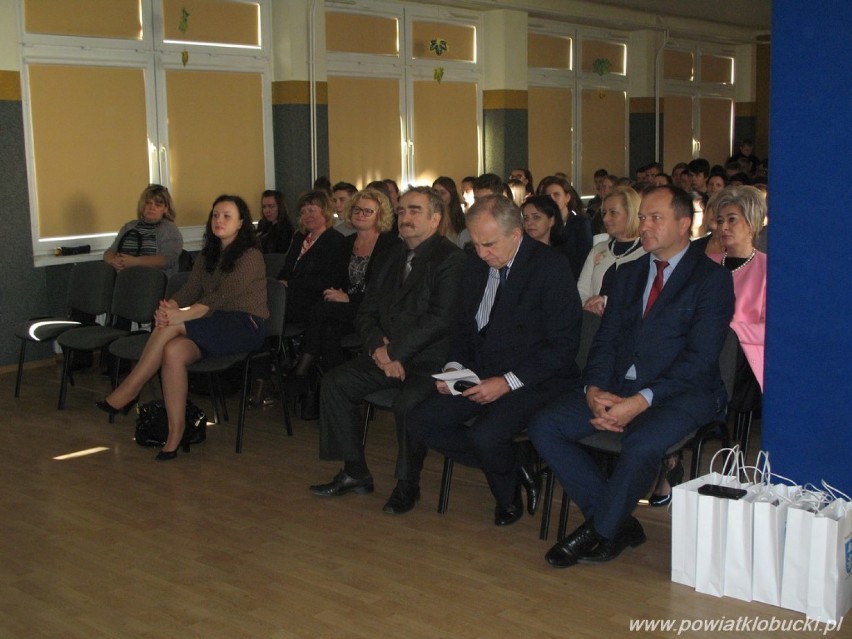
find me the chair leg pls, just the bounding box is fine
[437,456,454,514]
[361,403,374,447]
[539,467,556,540]
[557,490,571,540]
[58,348,73,409]
[14,340,26,398]
[737,411,754,461]
[274,363,293,436]
[235,360,252,453]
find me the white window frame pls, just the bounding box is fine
[18,0,273,266]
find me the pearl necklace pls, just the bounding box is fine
[721,248,757,273]
[609,237,641,260]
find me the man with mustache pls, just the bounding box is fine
[310,186,467,515]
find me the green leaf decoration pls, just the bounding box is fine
[592,58,613,77]
[433,67,444,83]
[179,8,190,34]
[181,50,189,67]
[429,39,448,56]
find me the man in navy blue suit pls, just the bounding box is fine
[408,195,582,525]
[529,185,735,567]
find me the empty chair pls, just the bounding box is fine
[14,260,115,398]
[55,267,166,409]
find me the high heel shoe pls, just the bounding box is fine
[96,397,138,416]
[648,458,685,507]
[155,440,190,461]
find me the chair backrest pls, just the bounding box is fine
[263,253,287,279]
[67,260,116,317]
[110,267,167,325]
[264,277,287,338]
[575,310,602,371]
[719,328,740,402]
[165,271,191,299]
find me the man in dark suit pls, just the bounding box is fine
[310,187,467,515]
[529,185,735,567]
[407,195,582,525]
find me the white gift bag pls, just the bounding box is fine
[751,479,799,607]
[806,483,852,623]
[722,483,760,601]
[694,448,751,597]
[671,447,744,588]
[780,487,827,613]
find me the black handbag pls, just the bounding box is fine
[134,400,207,447]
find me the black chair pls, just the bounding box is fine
[55,267,166,409]
[360,387,399,447]
[14,260,115,398]
[185,278,292,452]
[540,326,740,541]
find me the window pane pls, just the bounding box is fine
[700,55,733,84]
[664,49,694,81]
[28,64,149,237]
[326,12,398,56]
[328,76,402,187]
[699,97,733,166]
[165,70,265,225]
[24,0,142,40]
[163,0,260,47]
[528,34,571,70]
[663,94,694,168]
[528,87,573,184]
[581,40,625,75]
[411,21,475,62]
[581,89,626,194]
[413,81,478,185]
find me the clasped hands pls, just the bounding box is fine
[322,287,349,303]
[154,299,181,329]
[586,386,648,432]
[108,252,139,272]
[372,338,405,381]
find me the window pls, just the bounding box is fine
[20,0,271,265]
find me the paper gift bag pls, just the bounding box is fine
[752,482,798,607]
[806,489,852,623]
[722,484,760,601]
[780,490,826,613]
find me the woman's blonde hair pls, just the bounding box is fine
[137,184,176,222]
[343,188,394,232]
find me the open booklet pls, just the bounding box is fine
[432,369,481,396]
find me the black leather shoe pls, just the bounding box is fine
[579,516,646,563]
[545,520,602,568]
[310,470,374,497]
[382,483,420,514]
[494,490,524,526]
[518,463,541,516]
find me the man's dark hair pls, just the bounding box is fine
[646,185,694,222]
[687,158,710,177]
[594,168,609,178]
[473,173,505,195]
[332,181,357,195]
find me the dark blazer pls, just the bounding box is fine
[556,213,593,281]
[584,241,735,424]
[449,237,582,393]
[355,233,466,376]
[339,231,402,310]
[279,227,348,323]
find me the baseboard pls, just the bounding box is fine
[0,357,58,375]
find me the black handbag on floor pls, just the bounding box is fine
[134,400,207,447]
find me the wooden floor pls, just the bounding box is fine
[0,363,804,639]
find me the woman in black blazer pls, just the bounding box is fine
[278,189,348,325]
[293,187,401,376]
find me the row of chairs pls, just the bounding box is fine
[13,260,292,452]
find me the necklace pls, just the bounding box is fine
[609,237,641,260]
[721,248,757,273]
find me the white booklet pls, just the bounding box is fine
[432,369,481,395]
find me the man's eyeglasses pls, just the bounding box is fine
[351,206,376,217]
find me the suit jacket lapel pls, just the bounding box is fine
[643,243,700,320]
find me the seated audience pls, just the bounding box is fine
[577,186,646,316]
[332,182,358,236]
[407,195,581,524]
[432,176,467,245]
[104,184,183,278]
[278,190,347,325]
[292,187,401,378]
[98,195,268,460]
[529,185,734,568]
[256,189,295,254]
[309,187,466,514]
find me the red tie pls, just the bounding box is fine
[643,260,669,318]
